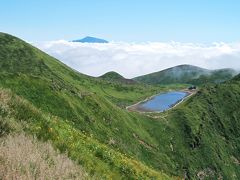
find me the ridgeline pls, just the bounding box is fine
[1,32,240,179]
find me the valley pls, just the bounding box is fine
[1,32,240,179]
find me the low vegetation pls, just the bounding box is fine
[0,88,171,179]
[1,32,240,179]
[0,134,87,179]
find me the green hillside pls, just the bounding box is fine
[100,71,124,80]
[100,71,136,84]
[0,32,175,179]
[1,32,240,179]
[160,78,240,179]
[134,64,237,85]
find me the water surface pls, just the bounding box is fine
[138,91,188,112]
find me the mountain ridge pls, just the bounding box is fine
[1,32,240,179]
[133,64,237,85]
[0,32,172,179]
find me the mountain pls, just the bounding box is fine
[99,71,136,84]
[100,71,124,80]
[1,32,240,179]
[134,64,237,85]
[165,76,240,179]
[72,36,108,43]
[0,32,171,179]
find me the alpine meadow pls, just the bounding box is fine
[1,1,240,179]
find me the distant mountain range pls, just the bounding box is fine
[72,36,108,43]
[133,64,238,85]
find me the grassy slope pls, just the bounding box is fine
[1,32,240,179]
[100,71,125,80]
[0,33,175,179]
[134,64,237,85]
[0,133,87,179]
[0,89,170,179]
[154,78,240,179]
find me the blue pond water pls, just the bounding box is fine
[139,91,188,112]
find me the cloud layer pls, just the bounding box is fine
[33,41,240,78]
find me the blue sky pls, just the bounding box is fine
[1,0,240,42]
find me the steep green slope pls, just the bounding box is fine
[134,64,237,85]
[0,89,170,179]
[167,78,240,179]
[1,32,240,179]
[0,32,175,179]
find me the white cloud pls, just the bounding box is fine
[33,40,240,78]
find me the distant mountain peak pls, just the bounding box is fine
[99,71,136,84]
[72,36,108,43]
[100,71,124,80]
[133,64,237,85]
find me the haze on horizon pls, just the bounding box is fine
[1,0,240,77]
[34,40,240,78]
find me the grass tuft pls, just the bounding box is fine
[0,133,87,179]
